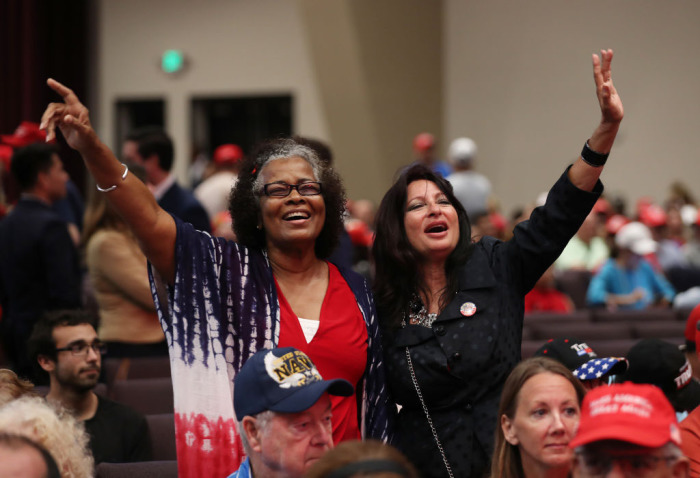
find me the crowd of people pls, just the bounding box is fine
[0,48,699,478]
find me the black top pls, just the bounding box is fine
[383,168,602,478]
[84,395,151,464]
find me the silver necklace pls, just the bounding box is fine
[407,295,438,327]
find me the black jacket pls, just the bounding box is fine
[384,167,602,478]
[0,198,81,376]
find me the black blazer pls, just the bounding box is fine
[383,167,602,478]
[0,198,81,374]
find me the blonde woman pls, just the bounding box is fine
[0,368,37,405]
[0,396,93,477]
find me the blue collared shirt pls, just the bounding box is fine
[227,457,252,478]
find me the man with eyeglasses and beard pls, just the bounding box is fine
[569,382,689,478]
[28,309,151,464]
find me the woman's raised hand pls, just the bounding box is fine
[40,78,99,153]
[593,49,624,125]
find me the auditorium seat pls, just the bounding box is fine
[633,321,686,340]
[110,377,174,415]
[523,310,592,324]
[585,338,639,358]
[528,322,632,342]
[592,308,677,322]
[96,461,177,478]
[555,269,592,309]
[103,356,171,389]
[146,413,176,461]
[521,340,543,359]
[677,307,697,321]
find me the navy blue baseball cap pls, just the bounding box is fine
[233,347,354,419]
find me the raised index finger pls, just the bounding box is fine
[47,78,81,105]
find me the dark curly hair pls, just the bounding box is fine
[372,164,473,329]
[229,137,346,259]
[27,309,98,380]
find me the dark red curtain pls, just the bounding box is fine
[0,0,89,200]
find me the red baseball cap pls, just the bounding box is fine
[0,121,47,148]
[213,144,243,165]
[413,133,435,152]
[593,198,612,215]
[0,145,12,170]
[345,219,374,247]
[640,204,667,228]
[605,214,630,235]
[685,304,700,349]
[569,382,681,449]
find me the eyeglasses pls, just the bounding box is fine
[55,341,107,356]
[576,451,677,476]
[262,181,322,198]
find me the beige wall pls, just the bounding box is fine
[445,0,700,214]
[297,0,442,201]
[95,0,328,182]
[94,0,442,204]
[94,0,700,211]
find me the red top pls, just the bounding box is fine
[681,406,700,477]
[524,288,574,314]
[276,262,367,443]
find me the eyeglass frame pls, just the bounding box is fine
[261,181,323,198]
[574,449,678,476]
[54,340,108,356]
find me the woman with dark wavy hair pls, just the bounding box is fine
[39,80,394,478]
[372,49,623,478]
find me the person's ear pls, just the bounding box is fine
[144,153,160,168]
[501,414,519,446]
[671,456,689,478]
[37,355,56,373]
[35,170,49,190]
[242,416,263,453]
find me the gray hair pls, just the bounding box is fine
[237,410,275,456]
[661,442,684,460]
[252,139,322,194]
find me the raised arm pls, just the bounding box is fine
[41,79,177,283]
[568,49,624,191]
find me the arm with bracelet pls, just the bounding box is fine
[40,79,177,284]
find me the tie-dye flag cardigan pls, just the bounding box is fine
[149,218,394,478]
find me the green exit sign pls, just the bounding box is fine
[161,50,186,74]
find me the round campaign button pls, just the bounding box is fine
[460,302,477,317]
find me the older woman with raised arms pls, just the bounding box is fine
[372,49,622,478]
[41,88,393,477]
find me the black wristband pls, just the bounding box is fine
[580,141,609,168]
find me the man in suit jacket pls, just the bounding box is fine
[0,144,82,378]
[122,127,211,233]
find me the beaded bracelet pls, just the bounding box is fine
[580,141,609,168]
[96,163,129,193]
